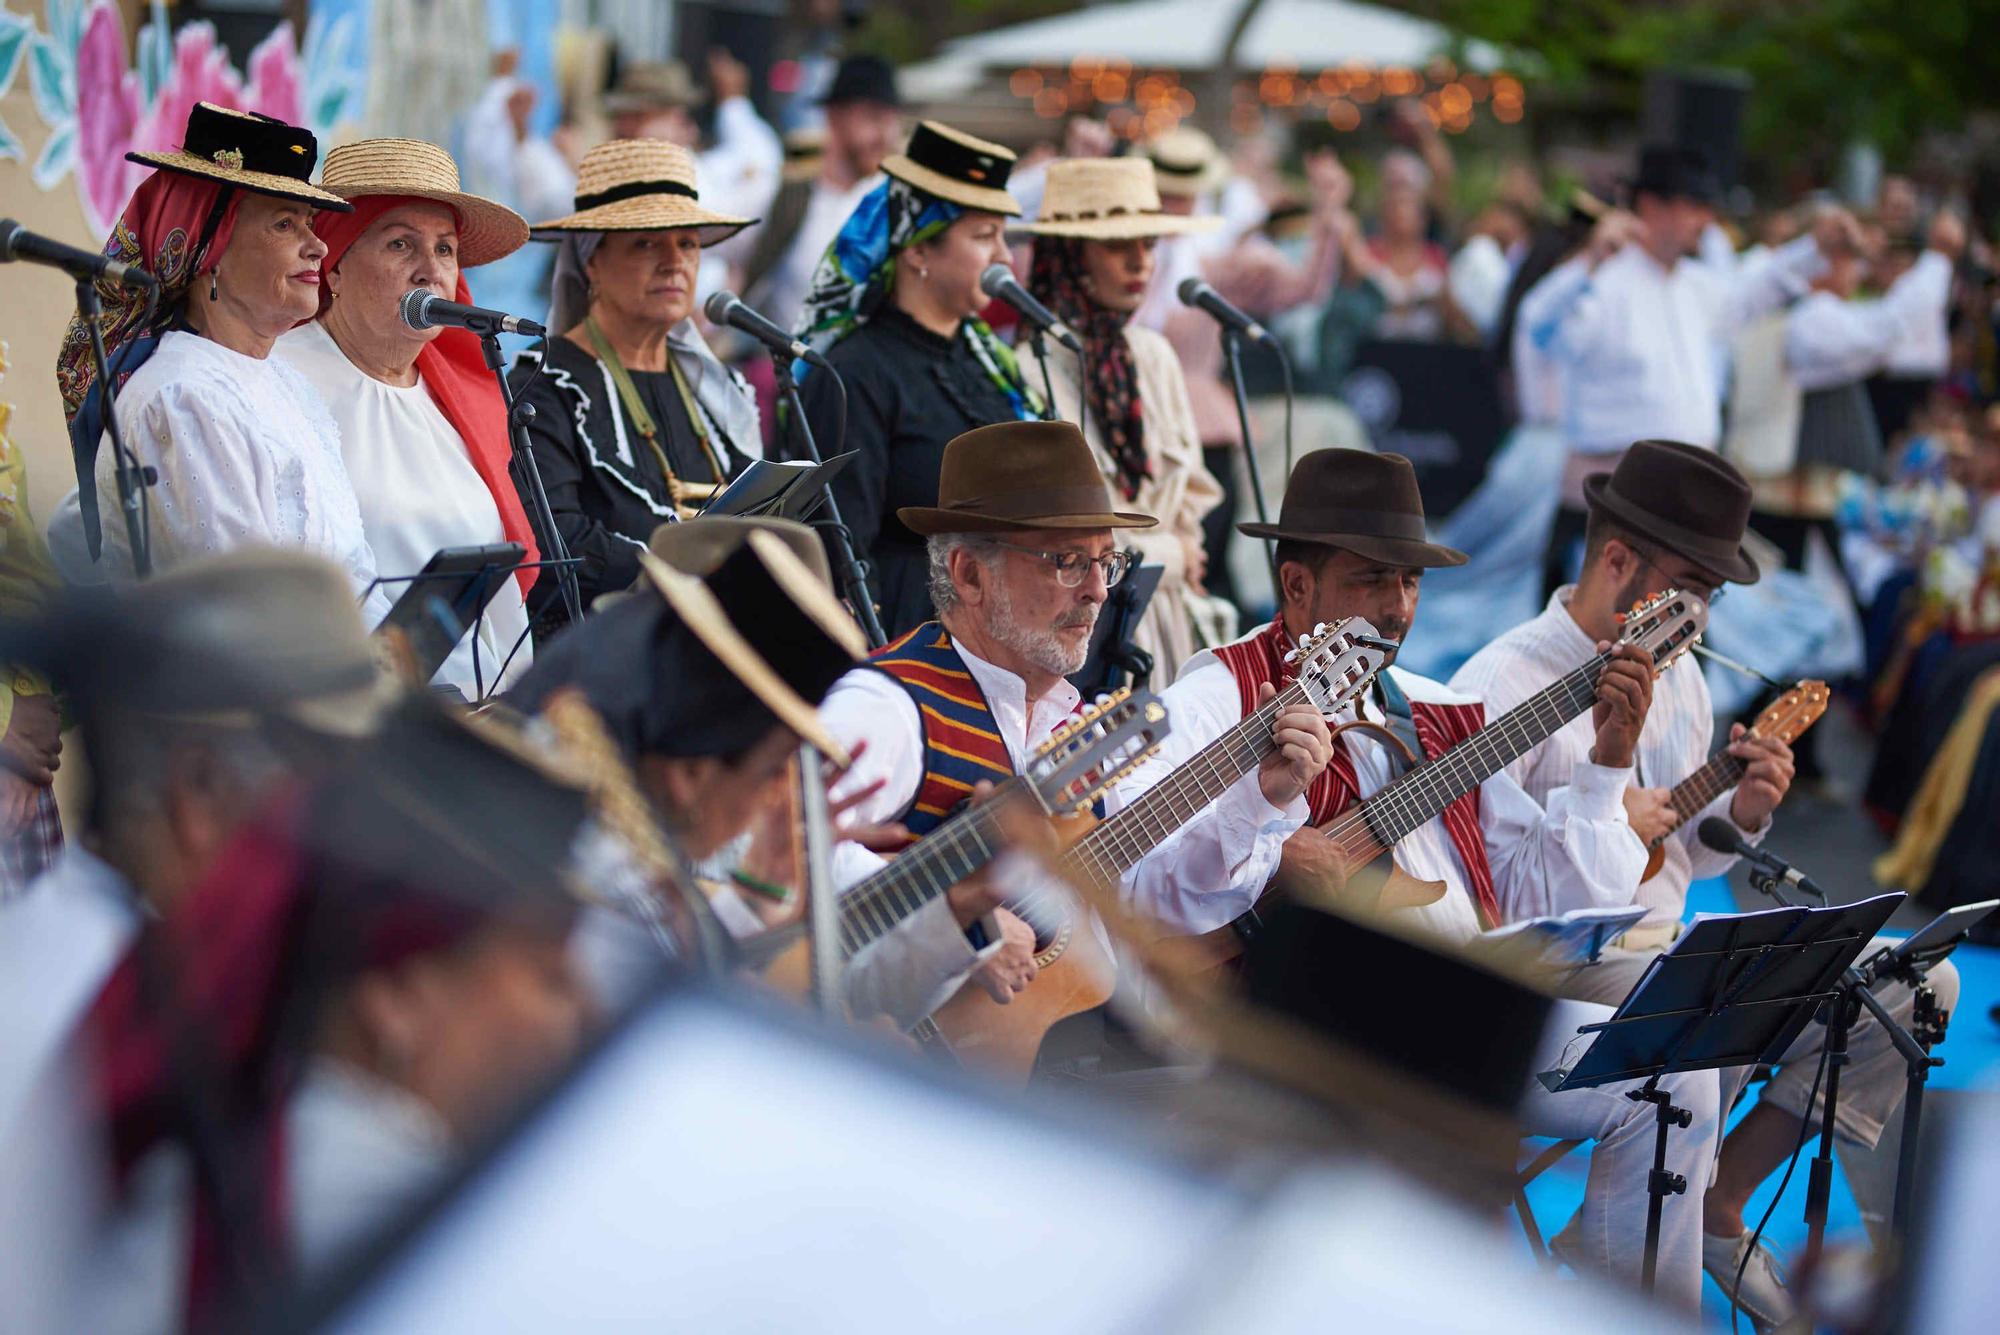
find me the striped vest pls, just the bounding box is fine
[868,623,1016,848]
[1215,617,1501,926]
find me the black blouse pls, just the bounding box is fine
[509,336,748,635]
[798,306,1023,639]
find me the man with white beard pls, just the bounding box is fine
[819,421,1335,1021]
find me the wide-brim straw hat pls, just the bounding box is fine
[1015,157,1222,240]
[782,127,827,185]
[883,121,1021,217]
[603,60,700,116]
[529,139,753,246]
[1240,448,1467,568]
[1143,126,1229,199]
[899,421,1157,535]
[127,101,352,211]
[315,138,529,268]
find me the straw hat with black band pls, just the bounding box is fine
[126,101,352,210]
[603,60,701,117]
[883,121,1021,217]
[1014,157,1220,240]
[1241,449,1467,568]
[1143,126,1229,200]
[1581,438,1762,586]
[898,420,1157,535]
[530,138,756,243]
[314,138,529,268]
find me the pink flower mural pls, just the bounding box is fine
[15,0,353,239]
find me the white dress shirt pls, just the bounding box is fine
[816,636,1074,1025]
[696,97,784,273]
[1785,251,1952,390]
[276,322,533,700]
[1519,232,1825,455]
[96,331,393,623]
[0,848,138,1136]
[1117,625,1644,947]
[1450,588,1764,932]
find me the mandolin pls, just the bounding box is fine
[1639,679,1828,882]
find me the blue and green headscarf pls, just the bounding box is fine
[792,177,1040,420]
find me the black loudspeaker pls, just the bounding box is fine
[1642,69,1752,191]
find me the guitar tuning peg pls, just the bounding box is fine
[1281,648,1300,665]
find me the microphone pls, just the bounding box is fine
[1,218,157,289]
[704,290,820,363]
[1176,276,1273,345]
[1695,817,1828,902]
[978,264,1080,352]
[400,288,545,337]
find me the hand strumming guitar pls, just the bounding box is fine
[971,908,1038,1004]
[1623,785,1680,845]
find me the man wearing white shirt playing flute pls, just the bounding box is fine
[1110,449,1722,1312]
[1454,440,1960,1327]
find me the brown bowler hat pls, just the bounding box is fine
[898,421,1158,536]
[1582,439,1761,586]
[1240,449,1466,568]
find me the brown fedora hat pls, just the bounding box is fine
[1582,439,1761,585]
[1240,449,1466,568]
[898,421,1158,536]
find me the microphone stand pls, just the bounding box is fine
[772,353,886,648]
[1222,327,1279,596]
[77,276,153,576]
[1025,324,1060,423]
[479,333,581,624]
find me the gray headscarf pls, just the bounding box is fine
[547,232,604,335]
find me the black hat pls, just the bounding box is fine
[1239,449,1467,568]
[1631,144,1719,207]
[126,101,352,210]
[882,120,1020,216]
[820,53,901,109]
[1582,439,1761,585]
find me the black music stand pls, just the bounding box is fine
[699,452,856,522]
[370,543,569,699]
[1538,894,1902,1294]
[1069,559,1162,698]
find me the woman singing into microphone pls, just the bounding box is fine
[509,140,763,630]
[274,138,542,699]
[794,120,1036,638]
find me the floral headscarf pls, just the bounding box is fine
[1028,235,1150,499]
[793,177,1040,420]
[57,172,240,555]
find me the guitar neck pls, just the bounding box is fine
[1060,682,1303,885]
[1669,751,1745,825]
[1335,657,1606,849]
[836,785,1017,956]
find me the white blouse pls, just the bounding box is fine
[97,330,392,623]
[277,322,533,699]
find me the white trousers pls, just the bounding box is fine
[1522,999,1723,1312]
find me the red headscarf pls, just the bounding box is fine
[58,172,241,427]
[311,197,542,596]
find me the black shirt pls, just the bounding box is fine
[509,336,746,634]
[799,306,1024,638]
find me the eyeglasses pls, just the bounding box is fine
[1625,541,1720,602]
[982,541,1132,589]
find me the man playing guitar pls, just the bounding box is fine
[820,421,1336,1029]
[1454,439,1959,1327]
[1112,449,1722,1313]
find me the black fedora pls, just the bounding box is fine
[1239,449,1466,568]
[1582,439,1761,585]
[820,54,901,109]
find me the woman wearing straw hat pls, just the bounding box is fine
[794,119,1040,639]
[273,138,540,701]
[53,103,390,621]
[506,139,763,630]
[1019,156,1225,686]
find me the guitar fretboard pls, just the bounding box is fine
[1668,751,1746,827]
[1330,654,1608,851]
[835,791,1014,957]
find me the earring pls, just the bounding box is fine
[208,270,219,302]
[914,265,931,281]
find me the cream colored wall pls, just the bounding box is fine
[1,79,97,529]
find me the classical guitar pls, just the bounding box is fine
[920,618,1393,1075]
[761,686,1171,1001]
[1182,588,1713,967]
[1639,679,1829,882]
